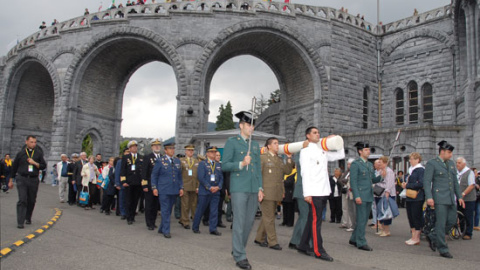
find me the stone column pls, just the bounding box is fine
[474,84,480,167]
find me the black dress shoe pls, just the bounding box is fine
[329,220,335,223]
[426,235,436,252]
[17,224,24,229]
[127,221,133,225]
[217,223,226,228]
[358,245,373,251]
[193,229,201,233]
[226,217,233,222]
[121,216,126,220]
[316,252,334,262]
[25,220,31,225]
[203,220,209,226]
[349,240,357,246]
[148,226,154,230]
[164,233,171,238]
[210,230,222,236]
[297,249,315,257]
[184,225,191,229]
[254,240,268,247]
[269,244,282,250]
[440,252,453,259]
[235,259,251,270]
[288,243,297,250]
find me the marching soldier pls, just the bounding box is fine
[179,144,200,229]
[222,111,263,270]
[120,140,144,225]
[141,138,162,230]
[254,137,294,250]
[424,141,465,258]
[192,146,224,235]
[151,142,184,238]
[349,142,384,251]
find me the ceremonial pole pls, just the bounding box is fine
[246,97,256,170]
[387,129,402,167]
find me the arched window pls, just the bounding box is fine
[362,87,369,129]
[408,81,418,124]
[422,83,433,123]
[395,88,404,126]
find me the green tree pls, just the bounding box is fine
[268,89,280,105]
[215,101,235,131]
[82,134,93,157]
[119,140,129,155]
[255,94,269,114]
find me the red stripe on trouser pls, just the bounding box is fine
[310,200,321,257]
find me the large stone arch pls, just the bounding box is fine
[63,26,184,156]
[383,28,454,58]
[191,19,327,139]
[1,50,61,159]
[77,127,104,156]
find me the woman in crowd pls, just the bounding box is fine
[375,156,396,237]
[102,157,118,215]
[402,152,425,245]
[81,155,99,210]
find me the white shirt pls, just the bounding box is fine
[457,166,475,185]
[300,142,345,197]
[333,177,339,197]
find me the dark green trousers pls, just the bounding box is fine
[290,198,309,246]
[350,201,372,247]
[429,204,457,254]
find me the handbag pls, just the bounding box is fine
[406,189,419,199]
[79,186,89,205]
[399,189,407,199]
[377,196,393,221]
[101,176,110,190]
[373,184,385,197]
[97,174,104,186]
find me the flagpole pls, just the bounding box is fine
[246,97,256,171]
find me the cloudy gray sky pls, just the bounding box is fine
[0,0,450,139]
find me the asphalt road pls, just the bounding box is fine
[1,183,479,270]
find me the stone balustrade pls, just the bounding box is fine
[381,5,452,34]
[6,0,379,59]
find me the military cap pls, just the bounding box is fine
[150,138,162,145]
[437,140,454,151]
[206,146,218,152]
[354,142,369,150]
[127,140,138,148]
[184,144,195,150]
[164,142,175,148]
[235,111,256,125]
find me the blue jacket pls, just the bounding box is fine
[151,155,183,195]
[197,159,223,196]
[114,160,124,190]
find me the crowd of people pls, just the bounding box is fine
[2,122,480,268]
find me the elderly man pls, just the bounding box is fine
[56,154,70,203]
[297,127,344,262]
[120,140,144,225]
[456,157,476,240]
[424,141,465,258]
[141,138,163,230]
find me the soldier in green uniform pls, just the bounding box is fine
[424,141,465,259]
[349,142,384,251]
[222,111,263,270]
[179,144,200,229]
[288,150,309,250]
[254,137,294,250]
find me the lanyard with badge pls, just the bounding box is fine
[187,158,194,176]
[131,155,136,171]
[210,161,216,182]
[26,149,35,172]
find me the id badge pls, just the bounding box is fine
[188,169,193,176]
[131,165,136,171]
[28,165,34,172]
[210,174,215,182]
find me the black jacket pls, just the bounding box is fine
[121,153,143,186]
[11,146,46,177]
[141,152,161,190]
[73,160,86,184]
[329,176,343,198]
[283,173,295,203]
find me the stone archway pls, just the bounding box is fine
[192,20,325,142]
[65,27,184,157]
[2,52,60,158]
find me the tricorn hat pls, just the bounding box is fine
[437,140,454,151]
[235,111,255,125]
[354,142,369,150]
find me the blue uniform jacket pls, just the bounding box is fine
[114,160,124,190]
[197,159,223,196]
[151,155,183,195]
